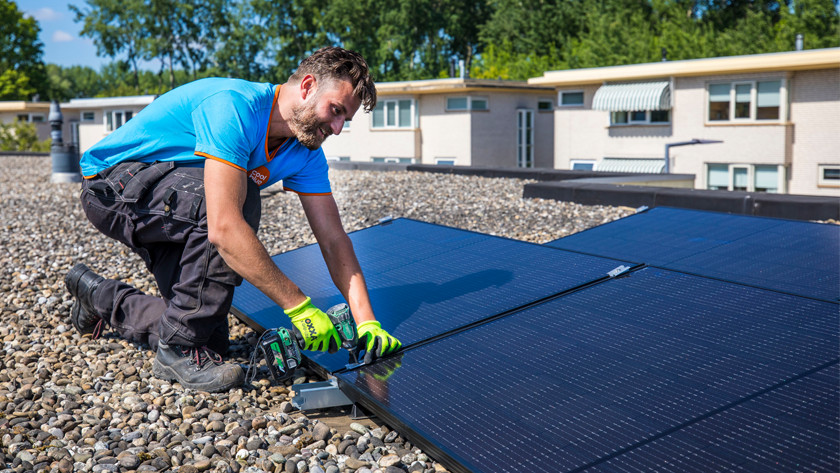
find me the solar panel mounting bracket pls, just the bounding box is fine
[290,378,354,411]
[607,265,632,278]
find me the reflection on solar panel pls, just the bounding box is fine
[544,207,840,301]
[231,218,630,373]
[337,268,839,473]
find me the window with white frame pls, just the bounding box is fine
[326,156,350,162]
[372,99,414,129]
[611,110,670,125]
[558,91,584,107]
[570,160,595,171]
[706,163,784,193]
[81,111,96,122]
[105,110,134,132]
[707,80,783,122]
[372,157,415,164]
[818,165,840,187]
[435,158,456,165]
[445,96,488,111]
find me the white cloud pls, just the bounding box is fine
[30,7,62,22]
[52,30,74,43]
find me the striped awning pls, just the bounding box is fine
[595,158,665,174]
[592,81,671,111]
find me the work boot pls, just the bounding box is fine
[152,342,244,392]
[64,263,108,338]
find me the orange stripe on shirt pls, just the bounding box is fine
[196,152,247,172]
[265,85,286,162]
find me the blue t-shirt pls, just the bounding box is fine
[80,78,331,195]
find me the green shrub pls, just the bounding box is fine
[0,120,51,152]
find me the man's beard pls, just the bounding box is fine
[289,100,328,150]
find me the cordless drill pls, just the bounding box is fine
[259,303,360,382]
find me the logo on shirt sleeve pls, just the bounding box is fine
[249,165,270,186]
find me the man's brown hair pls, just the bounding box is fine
[290,47,377,112]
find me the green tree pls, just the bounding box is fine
[775,0,840,50]
[145,0,226,87]
[71,0,149,90]
[0,0,48,100]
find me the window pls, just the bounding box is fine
[15,113,45,123]
[559,91,584,107]
[517,109,533,168]
[818,165,840,187]
[326,156,350,162]
[435,158,456,165]
[372,99,414,128]
[372,157,415,164]
[571,160,595,171]
[538,100,554,112]
[706,163,784,193]
[81,111,95,122]
[610,110,670,125]
[707,80,783,122]
[446,96,488,111]
[105,110,134,132]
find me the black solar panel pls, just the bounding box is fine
[588,363,839,472]
[545,207,840,301]
[337,268,839,473]
[231,218,630,372]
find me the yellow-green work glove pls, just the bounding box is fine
[284,297,340,353]
[357,321,401,363]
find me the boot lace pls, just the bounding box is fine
[181,346,223,370]
[91,318,105,339]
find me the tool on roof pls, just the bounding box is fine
[252,302,360,383]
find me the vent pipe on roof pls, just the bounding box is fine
[795,34,804,51]
[661,47,668,62]
[49,101,81,183]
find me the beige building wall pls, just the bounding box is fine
[321,106,419,162]
[788,68,840,196]
[553,85,606,168]
[671,73,791,190]
[419,95,471,165]
[470,93,554,168]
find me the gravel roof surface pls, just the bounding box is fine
[0,156,633,473]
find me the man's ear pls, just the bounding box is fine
[299,74,317,100]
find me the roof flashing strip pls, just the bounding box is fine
[592,81,671,111]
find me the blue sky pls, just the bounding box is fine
[23,1,113,69]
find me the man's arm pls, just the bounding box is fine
[204,159,307,310]
[298,193,376,325]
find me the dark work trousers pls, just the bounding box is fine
[79,161,261,353]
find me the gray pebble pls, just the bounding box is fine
[349,423,369,435]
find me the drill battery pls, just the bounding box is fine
[259,327,302,382]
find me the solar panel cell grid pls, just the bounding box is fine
[338,268,838,473]
[545,207,840,301]
[591,364,839,472]
[231,218,630,372]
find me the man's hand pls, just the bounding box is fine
[357,321,401,363]
[285,297,340,353]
